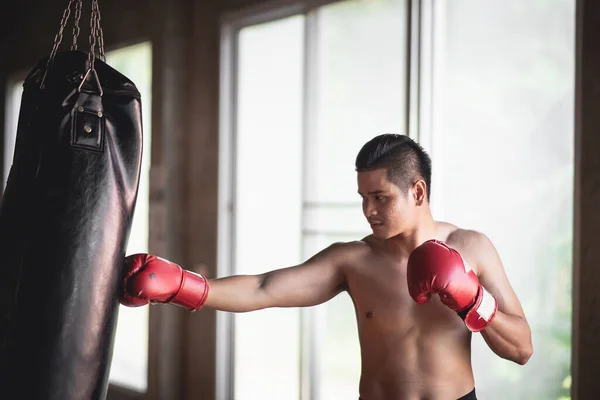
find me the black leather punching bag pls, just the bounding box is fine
[0,2,143,399]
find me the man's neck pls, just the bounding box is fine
[384,214,438,259]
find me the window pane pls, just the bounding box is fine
[3,80,23,187]
[308,0,408,398]
[304,232,363,399]
[106,41,153,393]
[234,15,305,399]
[430,1,574,399]
[308,0,408,205]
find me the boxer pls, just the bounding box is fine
[121,134,532,400]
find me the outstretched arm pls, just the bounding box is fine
[206,242,348,312]
[121,242,349,313]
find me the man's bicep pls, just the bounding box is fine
[260,243,347,307]
[476,234,527,319]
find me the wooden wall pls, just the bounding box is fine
[572,0,600,398]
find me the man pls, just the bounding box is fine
[121,134,533,400]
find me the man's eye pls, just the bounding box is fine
[376,196,385,201]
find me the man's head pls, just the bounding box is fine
[355,133,432,239]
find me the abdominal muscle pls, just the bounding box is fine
[355,310,475,400]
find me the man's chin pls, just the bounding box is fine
[371,229,391,240]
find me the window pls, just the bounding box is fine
[3,80,23,187]
[3,42,153,393]
[220,1,408,398]
[105,42,153,393]
[427,1,575,399]
[220,0,575,399]
[309,1,408,398]
[231,15,305,399]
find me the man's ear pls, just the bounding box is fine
[413,180,427,206]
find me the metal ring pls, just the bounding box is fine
[77,68,103,96]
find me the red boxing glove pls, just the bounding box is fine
[121,254,210,312]
[407,239,498,332]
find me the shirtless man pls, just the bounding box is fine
[120,134,533,400]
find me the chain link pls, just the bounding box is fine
[87,3,97,70]
[42,0,76,88]
[42,0,106,89]
[87,0,106,68]
[71,0,82,51]
[94,0,105,61]
[47,0,76,66]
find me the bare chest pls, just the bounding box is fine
[345,258,464,335]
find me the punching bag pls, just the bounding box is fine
[0,1,143,399]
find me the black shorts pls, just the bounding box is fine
[358,388,477,400]
[458,388,477,400]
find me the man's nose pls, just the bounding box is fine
[364,202,377,217]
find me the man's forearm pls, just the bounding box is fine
[204,274,267,312]
[480,310,533,365]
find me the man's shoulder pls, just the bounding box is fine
[442,225,497,272]
[437,221,486,246]
[314,237,375,264]
[326,238,373,254]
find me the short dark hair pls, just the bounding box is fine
[355,133,432,200]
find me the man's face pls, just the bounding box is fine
[357,168,415,239]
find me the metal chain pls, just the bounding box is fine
[70,0,82,51]
[47,0,76,66]
[43,0,106,89]
[93,0,106,61]
[42,0,76,88]
[87,0,105,68]
[87,3,98,70]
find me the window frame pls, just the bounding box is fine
[218,1,415,399]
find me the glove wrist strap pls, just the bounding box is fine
[461,285,498,332]
[172,271,210,311]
